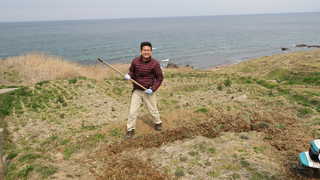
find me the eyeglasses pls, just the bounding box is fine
[141,49,152,52]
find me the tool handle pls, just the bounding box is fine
[97,58,147,90]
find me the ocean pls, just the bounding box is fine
[0,12,319,68]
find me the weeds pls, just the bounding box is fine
[81,124,100,131]
[268,70,320,86]
[0,87,31,117]
[63,144,79,159]
[275,124,286,129]
[240,160,250,168]
[207,169,220,177]
[275,87,320,112]
[297,107,313,118]
[35,165,58,178]
[224,79,232,87]
[6,152,18,161]
[110,128,122,137]
[17,165,34,179]
[256,80,277,89]
[217,84,223,91]
[195,107,208,113]
[18,153,41,163]
[175,167,185,177]
[253,146,265,153]
[88,133,106,143]
[207,147,216,154]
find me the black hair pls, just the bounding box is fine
[140,42,152,50]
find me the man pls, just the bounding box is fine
[124,42,164,138]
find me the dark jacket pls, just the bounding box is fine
[128,56,163,92]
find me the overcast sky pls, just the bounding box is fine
[1,0,319,22]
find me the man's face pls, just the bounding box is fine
[141,46,152,60]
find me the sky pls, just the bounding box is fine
[0,0,320,22]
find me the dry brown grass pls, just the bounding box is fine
[91,109,309,179]
[3,50,320,179]
[0,53,130,85]
[211,49,320,76]
[95,155,174,180]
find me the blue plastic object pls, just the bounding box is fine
[310,140,320,155]
[299,152,310,167]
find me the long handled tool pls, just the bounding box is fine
[97,58,147,90]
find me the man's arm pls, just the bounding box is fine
[151,62,163,92]
[128,61,135,79]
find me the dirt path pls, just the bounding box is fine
[0,88,18,94]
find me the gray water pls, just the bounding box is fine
[0,12,319,68]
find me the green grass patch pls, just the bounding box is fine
[224,79,232,87]
[195,107,208,113]
[266,69,290,82]
[7,151,19,160]
[174,167,185,177]
[110,128,122,137]
[5,162,18,180]
[59,138,70,145]
[1,85,64,115]
[0,87,31,117]
[256,80,278,89]
[81,124,100,131]
[207,147,216,154]
[237,76,254,84]
[253,146,265,153]
[276,87,320,112]
[0,85,21,89]
[267,69,320,86]
[297,107,313,118]
[35,165,58,178]
[240,159,250,168]
[275,123,286,129]
[63,144,79,159]
[0,81,81,118]
[68,76,87,84]
[304,91,320,97]
[88,133,106,143]
[18,153,42,163]
[217,84,223,91]
[17,165,34,179]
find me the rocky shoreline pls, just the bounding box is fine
[281,43,320,51]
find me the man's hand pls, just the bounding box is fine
[124,74,131,80]
[145,88,153,95]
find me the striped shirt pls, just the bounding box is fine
[128,56,163,92]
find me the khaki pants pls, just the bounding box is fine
[127,90,161,131]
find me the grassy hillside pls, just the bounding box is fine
[0,50,320,179]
